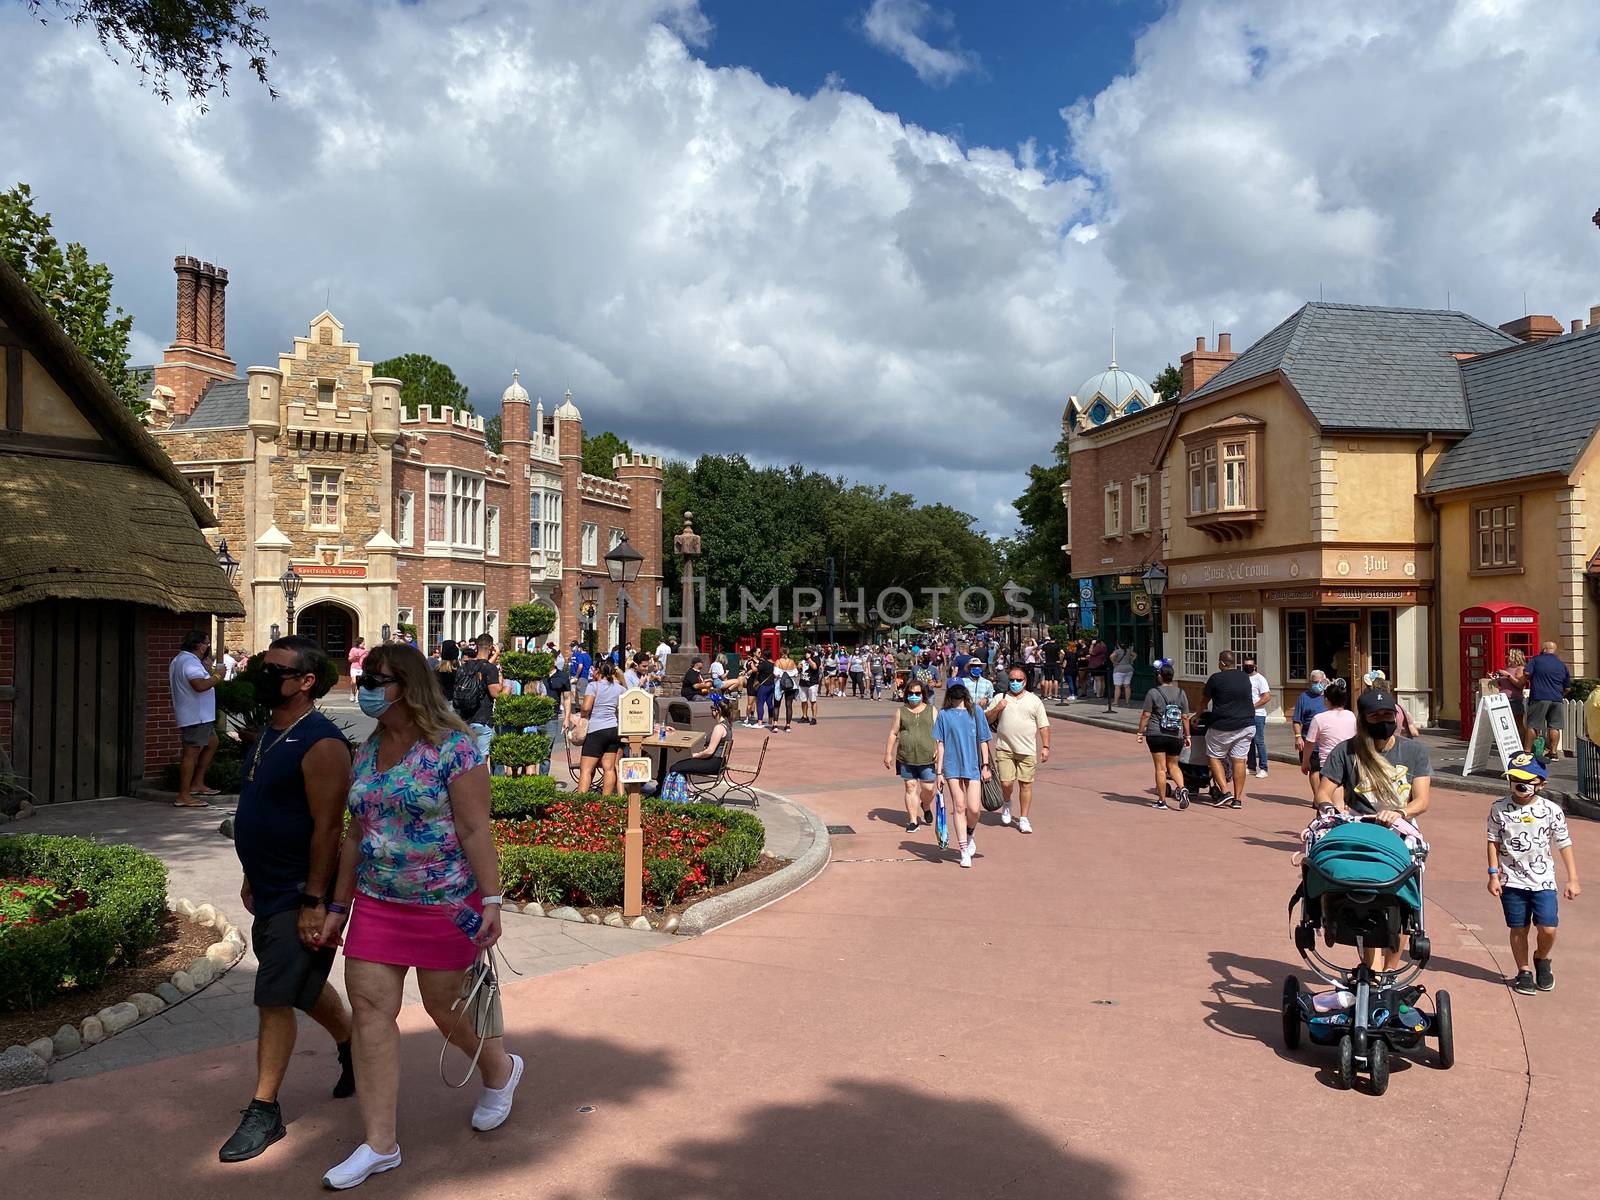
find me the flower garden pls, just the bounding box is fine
[489,776,765,908]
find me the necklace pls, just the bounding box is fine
[246,708,315,783]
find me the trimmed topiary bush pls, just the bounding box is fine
[506,603,557,641]
[489,774,562,817]
[489,731,553,773]
[493,693,557,728]
[499,650,555,686]
[639,627,666,653]
[0,835,169,1010]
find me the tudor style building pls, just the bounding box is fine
[147,259,661,664]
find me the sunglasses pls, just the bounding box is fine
[360,671,400,688]
[260,664,308,680]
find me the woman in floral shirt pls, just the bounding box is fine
[318,643,521,1190]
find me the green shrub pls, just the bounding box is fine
[639,627,666,653]
[490,731,553,772]
[506,603,558,640]
[490,774,562,818]
[0,835,168,1010]
[499,650,555,685]
[645,855,690,904]
[494,693,557,728]
[1572,677,1599,702]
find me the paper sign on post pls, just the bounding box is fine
[617,687,655,738]
[1463,692,1524,777]
[619,757,653,786]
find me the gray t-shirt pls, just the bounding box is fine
[1320,736,1431,815]
[1143,685,1190,736]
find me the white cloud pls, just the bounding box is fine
[860,0,979,87]
[1,0,1596,547]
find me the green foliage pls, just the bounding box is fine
[582,430,633,479]
[646,856,691,904]
[639,627,666,652]
[1002,432,1071,602]
[498,650,554,685]
[506,603,557,639]
[372,352,472,418]
[398,622,418,640]
[490,731,553,772]
[493,693,556,728]
[1048,624,1072,644]
[1571,677,1599,702]
[22,0,275,107]
[160,738,244,793]
[216,651,339,733]
[0,182,145,414]
[0,835,168,1010]
[1153,363,1183,404]
[483,412,503,453]
[489,774,562,817]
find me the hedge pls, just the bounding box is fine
[493,693,557,728]
[499,650,555,685]
[488,779,765,906]
[489,731,553,772]
[639,627,666,653]
[0,835,169,1011]
[506,603,557,640]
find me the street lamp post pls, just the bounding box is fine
[1142,561,1169,676]
[1002,578,1022,671]
[1066,601,1080,640]
[604,535,645,657]
[579,576,600,656]
[215,540,240,656]
[280,567,303,640]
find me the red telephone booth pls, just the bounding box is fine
[760,627,782,659]
[1459,603,1539,740]
[698,634,717,656]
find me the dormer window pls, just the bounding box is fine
[1088,399,1111,424]
[1182,414,1265,542]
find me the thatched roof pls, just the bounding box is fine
[0,257,244,616]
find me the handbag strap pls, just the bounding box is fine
[437,943,523,1089]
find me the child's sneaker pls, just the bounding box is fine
[1511,970,1536,995]
[1535,959,1554,992]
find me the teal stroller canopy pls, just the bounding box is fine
[1305,822,1421,913]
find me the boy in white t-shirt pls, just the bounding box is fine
[1487,751,1581,994]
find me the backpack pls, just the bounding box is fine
[452,661,489,719]
[1156,688,1185,736]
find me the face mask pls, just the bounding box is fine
[1309,683,1325,695]
[1244,665,1256,675]
[1009,679,1026,694]
[1366,719,1397,741]
[905,694,924,705]
[358,686,395,718]
[253,665,302,709]
[970,668,982,678]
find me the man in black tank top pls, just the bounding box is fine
[220,636,356,1164]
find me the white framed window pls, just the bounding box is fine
[486,505,500,556]
[308,469,341,530]
[427,471,446,542]
[608,526,626,551]
[425,583,484,647]
[184,471,217,514]
[1228,611,1257,662]
[1061,483,1072,550]
[1222,440,1249,510]
[485,610,500,640]
[1184,613,1207,679]
[1103,483,1123,538]
[397,490,415,546]
[1131,476,1150,533]
[581,523,598,566]
[425,469,485,551]
[530,486,562,556]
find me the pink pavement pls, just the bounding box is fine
[3,697,1595,1199]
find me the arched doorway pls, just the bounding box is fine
[296,601,358,674]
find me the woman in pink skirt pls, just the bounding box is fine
[319,642,521,1190]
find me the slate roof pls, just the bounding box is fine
[176,378,249,428]
[1187,302,1517,432]
[1424,324,1600,494]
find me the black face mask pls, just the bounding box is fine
[253,664,305,709]
[1366,719,1397,741]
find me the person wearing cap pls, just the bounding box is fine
[1360,669,1419,737]
[1487,750,1580,994]
[1315,685,1433,969]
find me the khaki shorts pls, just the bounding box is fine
[994,747,1037,784]
[1205,723,1256,761]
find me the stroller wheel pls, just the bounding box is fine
[1368,1038,1390,1095]
[1335,1035,1355,1089]
[1281,975,1302,1051]
[1434,991,1455,1070]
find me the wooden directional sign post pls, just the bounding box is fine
[617,687,656,918]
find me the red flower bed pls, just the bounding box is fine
[0,875,90,935]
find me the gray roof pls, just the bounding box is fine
[1424,324,1600,494]
[176,378,249,428]
[1188,302,1517,432]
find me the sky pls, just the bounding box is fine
[3,0,1598,538]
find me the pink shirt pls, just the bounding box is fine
[1306,709,1357,761]
[348,645,369,672]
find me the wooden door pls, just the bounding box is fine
[12,600,134,803]
[296,603,355,674]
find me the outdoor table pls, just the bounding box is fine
[641,730,701,780]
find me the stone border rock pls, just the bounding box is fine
[0,896,246,1091]
[676,790,829,937]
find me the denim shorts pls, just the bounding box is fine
[897,763,936,782]
[1500,886,1559,929]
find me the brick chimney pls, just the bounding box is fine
[1179,333,1237,397]
[1498,314,1562,343]
[151,255,239,421]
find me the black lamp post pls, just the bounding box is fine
[604,535,645,659]
[215,540,240,653]
[1142,561,1169,676]
[1003,579,1021,667]
[1066,601,1080,640]
[280,566,303,638]
[579,575,601,656]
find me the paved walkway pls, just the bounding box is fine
[4,698,1595,1198]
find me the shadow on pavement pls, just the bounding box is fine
[1202,949,1299,1047]
[1239,836,1302,853]
[1427,954,1512,986]
[561,1077,1128,1200]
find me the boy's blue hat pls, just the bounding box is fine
[1505,750,1547,782]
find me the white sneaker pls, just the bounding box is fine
[959,846,973,868]
[1254,769,1268,779]
[1018,817,1033,834]
[323,1144,401,1190]
[966,831,976,856]
[471,1053,524,1132]
[1000,805,1012,825]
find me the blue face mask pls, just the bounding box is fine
[358,685,394,718]
[970,667,982,678]
[1008,679,1026,694]
[1309,683,1326,696]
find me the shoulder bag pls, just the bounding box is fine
[974,709,1004,811]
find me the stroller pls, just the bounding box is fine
[1281,813,1454,1094]
[1168,710,1226,804]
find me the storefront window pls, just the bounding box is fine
[1369,609,1393,679]
[1184,614,1207,678]
[1286,611,1308,681]
[1228,612,1257,662]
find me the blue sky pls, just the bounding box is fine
[699,0,1164,169]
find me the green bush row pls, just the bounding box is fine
[0,835,169,1011]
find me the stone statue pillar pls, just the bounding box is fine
[673,512,703,652]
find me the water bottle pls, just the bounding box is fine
[452,905,482,939]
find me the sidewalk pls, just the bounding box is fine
[1052,695,1598,817]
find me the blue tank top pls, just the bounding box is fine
[232,709,347,917]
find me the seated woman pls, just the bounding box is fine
[675,697,735,779]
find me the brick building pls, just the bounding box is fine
[148,260,661,665]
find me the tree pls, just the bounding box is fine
[22,0,276,108]
[371,353,472,418]
[1153,363,1183,404]
[0,182,146,415]
[1003,433,1072,602]
[582,430,632,479]
[483,413,502,453]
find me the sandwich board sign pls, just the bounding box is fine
[1462,692,1524,777]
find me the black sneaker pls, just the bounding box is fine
[1151,799,1171,810]
[219,1099,286,1162]
[921,807,934,825]
[1225,798,1242,809]
[905,820,919,833]
[333,1039,355,1098]
[1177,787,1192,811]
[1511,970,1536,995]
[1207,791,1230,807]
[1535,959,1554,992]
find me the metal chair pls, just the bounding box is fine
[718,734,768,807]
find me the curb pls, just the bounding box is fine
[677,790,831,937]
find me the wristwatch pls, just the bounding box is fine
[297,891,326,909]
